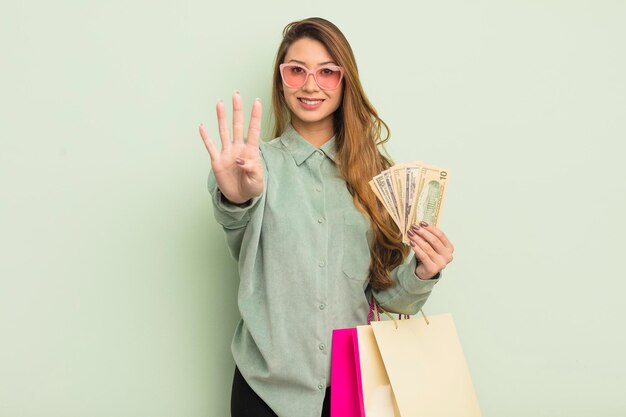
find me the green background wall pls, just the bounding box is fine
[1,1,624,415]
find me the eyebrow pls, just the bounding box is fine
[288,59,337,66]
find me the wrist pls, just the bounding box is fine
[220,192,251,206]
[415,268,437,280]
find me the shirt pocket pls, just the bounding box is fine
[341,210,372,283]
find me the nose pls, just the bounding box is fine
[302,71,320,92]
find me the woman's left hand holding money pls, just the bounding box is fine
[407,222,454,280]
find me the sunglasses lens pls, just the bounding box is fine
[282,65,307,87]
[315,67,342,90]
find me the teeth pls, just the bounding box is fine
[299,98,323,105]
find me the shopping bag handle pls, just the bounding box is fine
[368,294,429,328]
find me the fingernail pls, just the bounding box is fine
[420,221,429,227]
[235,158,244,165]
[411,224,420,231]
[234,90,240,95]
[217,98,223,104]
[410,240,415,247]
[407,229,415,237]
[255,97,261,102]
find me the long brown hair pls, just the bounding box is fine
[270,17,410,290]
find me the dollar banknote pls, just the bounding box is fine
[369,162,449,245]
[372,171,400,229]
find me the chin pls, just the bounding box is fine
[293,112,331,124]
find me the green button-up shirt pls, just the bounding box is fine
[207,122,440,417]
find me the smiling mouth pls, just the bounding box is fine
[298,98,324,105]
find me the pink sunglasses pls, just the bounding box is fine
[279,63,345,90]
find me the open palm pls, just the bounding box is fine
[199,92,263,204]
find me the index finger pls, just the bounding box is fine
[246,97,262,148]
[420,223,454,252]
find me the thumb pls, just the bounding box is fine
[235,157,263,180]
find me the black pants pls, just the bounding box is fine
[231,366,330,417]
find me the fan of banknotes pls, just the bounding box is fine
[369,162,450,245]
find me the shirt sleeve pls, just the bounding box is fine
[206,147,267,260]
[370,252,441,315]
[207,171,263,228]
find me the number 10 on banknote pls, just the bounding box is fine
[369,161,450,245]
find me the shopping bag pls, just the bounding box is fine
[330,299,405,416]
[330,328,365,417]
[356,324,401,416]
[367,313,482,417]
[331,296,481,417]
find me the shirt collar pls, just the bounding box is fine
[280,122,338,165]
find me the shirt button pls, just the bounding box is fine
[317,217,324,224]
[316,150,324,156]
[318,383,325,390]
[315,186,322,192]
[318,260,326,267]
[319,303,326,310]
[319,343,325,351]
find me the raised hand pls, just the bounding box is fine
[407,221,455,280]
[199,91,264,204]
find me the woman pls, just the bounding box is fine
[198,17,454,417]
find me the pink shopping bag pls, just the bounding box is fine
[330,327,365,417]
